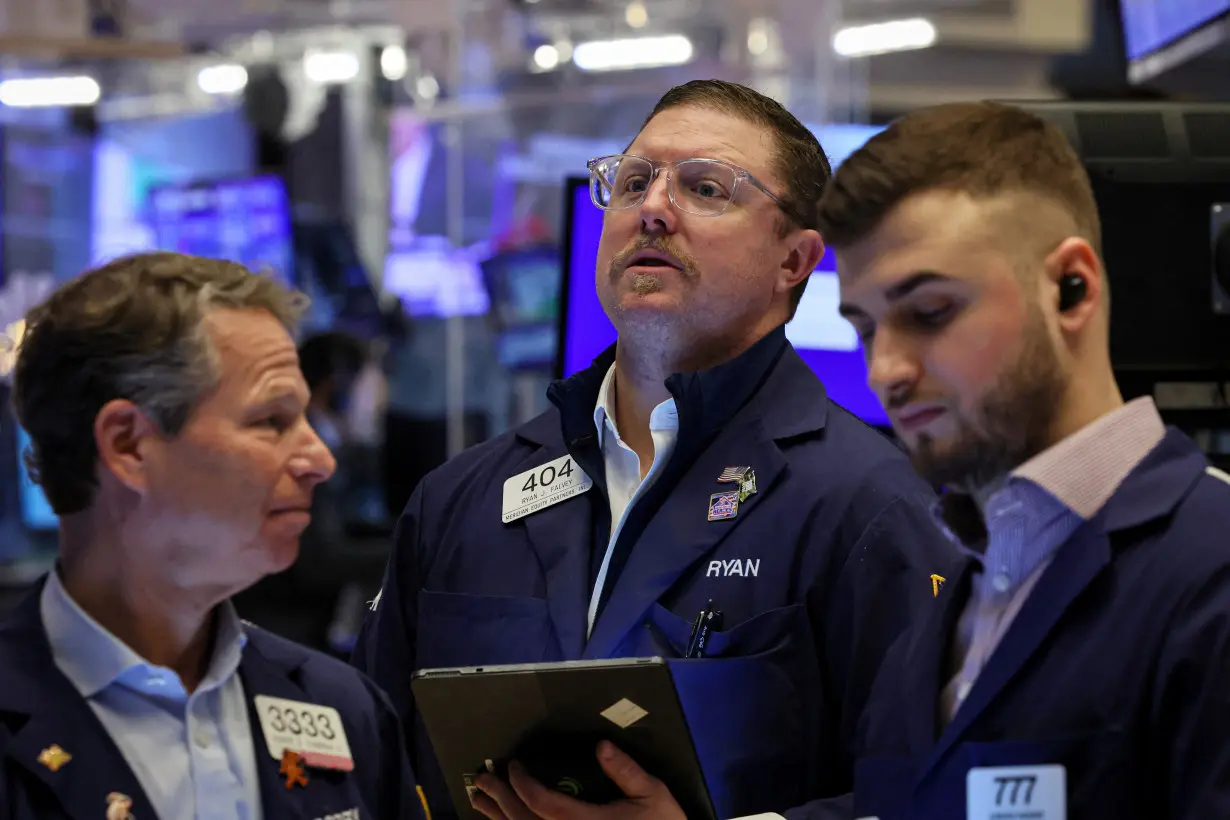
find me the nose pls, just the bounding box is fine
[290,423,337,486]
[865,329,921,401]
[638,171,678,235]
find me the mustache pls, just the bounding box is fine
[609,237,697,277]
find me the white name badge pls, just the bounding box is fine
[502,454,592,523]
[254,695,355,772]
[967,764,1066,820]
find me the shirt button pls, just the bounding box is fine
[194,730,211,748]
[991,573,1011,593]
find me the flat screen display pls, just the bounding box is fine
[147,175,294,284]
[1120,0,1230,60]
[15,426,56,531]
[481,247,560,370]
[559,182,889,426]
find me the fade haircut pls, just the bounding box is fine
[816,101,1101,262]
[645,79,834,313]
[11,252,307,515]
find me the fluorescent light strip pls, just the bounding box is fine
[573,34,693,71]
[832,18,937,58]
[0,76,100,107]
[304,50,360,84]
[197,64,248,95]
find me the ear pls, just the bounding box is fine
[93,398,160,496]
[1043,237,1104,332]
[777,228,826,297]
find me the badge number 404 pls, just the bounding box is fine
[502,455,593,524]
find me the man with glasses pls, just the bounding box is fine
[354,80,952,820]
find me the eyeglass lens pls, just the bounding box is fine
[590,156,739,216]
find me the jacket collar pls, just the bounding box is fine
[532,324,823,447]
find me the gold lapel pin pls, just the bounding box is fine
[105,791,134,820]
[931,574,947,597]
[37,744,71,772]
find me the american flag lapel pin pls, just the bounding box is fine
[718,466,757,503]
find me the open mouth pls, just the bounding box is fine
[626,250,682,270]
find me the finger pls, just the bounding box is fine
[508,760,590,819]
[469,789,510,820]
[474,773,528,820]
[594,741,663,800]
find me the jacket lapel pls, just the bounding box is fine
[506,430,597,660]
[906,557,975,756]
[925,520,1112,771]
[583,415,787,659]
[0,589,157,820]
[239,633,338,818]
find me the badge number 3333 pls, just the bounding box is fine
[254,695,355,772]
[502,454,593,524]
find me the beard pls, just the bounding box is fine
[906,305,1067,494]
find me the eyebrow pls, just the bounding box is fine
[838,271,954,320]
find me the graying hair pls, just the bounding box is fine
[12,252,308,515]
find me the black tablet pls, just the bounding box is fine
[411,656,716,820]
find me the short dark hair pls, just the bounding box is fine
[646,79,833,312]
[817,101,1101,256]
[12,252,307,515]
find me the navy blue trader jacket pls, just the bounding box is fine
[0,583,425,820]
[354,325,954,819]
[846,429,1230,820]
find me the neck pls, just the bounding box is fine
[969,367,1125,512]
[610,346,670,468]
[56,514,221,693]
[608,324,778,464]
[1048,366,1125,446]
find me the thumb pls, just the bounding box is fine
[596,741,662,799]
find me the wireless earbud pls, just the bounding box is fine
[1058,274,1087,312]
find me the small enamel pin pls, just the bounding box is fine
[37,744,71,772]
[280,749,310,790]
[931,574,946,597]
[708,491,740,522]
[718,466,757,503]
[105,792,134,820]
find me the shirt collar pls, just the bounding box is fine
[552,324,789,448]
[592,363,680,448]
[934,396,1168,549]
[40,568,248,700]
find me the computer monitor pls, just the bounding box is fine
[147,174,295,285]
[557,180,889,427]
[14,426,56,532]
[1120,0,1230,82]
[481,246,560,371]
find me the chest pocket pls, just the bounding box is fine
[415,590,558,670]
[642,603,825,818]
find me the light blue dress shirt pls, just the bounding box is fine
[40,570,265,820]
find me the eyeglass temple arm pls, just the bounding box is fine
[747,175,786,205]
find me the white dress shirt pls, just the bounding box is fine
[587,363,680,633]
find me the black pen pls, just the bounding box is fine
[685,599,723,658]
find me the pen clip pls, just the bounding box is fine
[685,599,716,659]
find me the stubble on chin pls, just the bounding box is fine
[907,311,1067,494]
[630,273,663,295]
